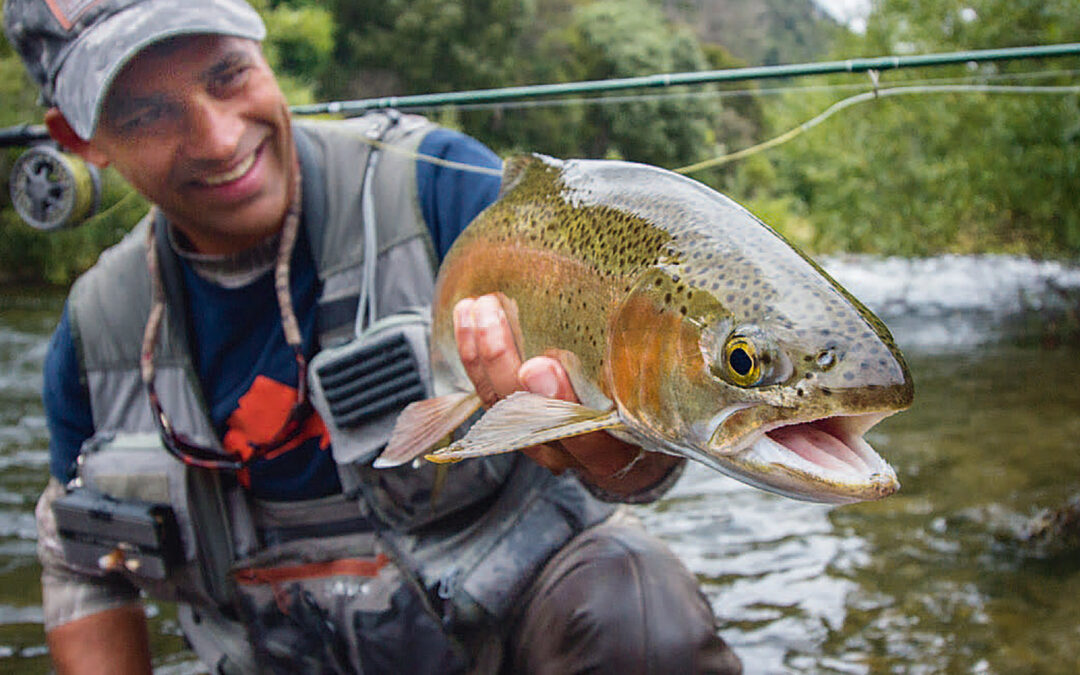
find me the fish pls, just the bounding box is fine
[374,154,913,504]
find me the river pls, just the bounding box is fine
[2,255,1079,674]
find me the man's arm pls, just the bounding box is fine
[47,606,152,675]
[42,307,94,483]
[40,313,151,672]
[36,477,149,674]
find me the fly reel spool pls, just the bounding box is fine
[9,144,100,231]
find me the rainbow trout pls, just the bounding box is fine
[375,155,913,504]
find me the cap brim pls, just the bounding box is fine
[53,0,266,140]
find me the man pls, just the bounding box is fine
[4,0,742,672]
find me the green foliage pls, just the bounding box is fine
[256,0,336,104]
[2,0,1079,285]
[732,0,1080,257]
[562,0,720,167]
[661,0,841,67]
[319,0,530,96]
[315,0,720,168]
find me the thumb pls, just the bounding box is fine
[518,357,578,402]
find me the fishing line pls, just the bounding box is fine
[354,136,503,177]
[673,83,1080,174]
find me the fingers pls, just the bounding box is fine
[454,295,523,407]
[518,357,574,401]
[520,356,641,477]
[518,357,583,474]
[453,295,650,483]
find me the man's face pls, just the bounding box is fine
[86,35,293,255]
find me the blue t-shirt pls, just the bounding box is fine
[42,128,502,500]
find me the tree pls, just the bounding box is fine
[739,0,1080,256]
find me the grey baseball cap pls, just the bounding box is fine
[3,0,266,140]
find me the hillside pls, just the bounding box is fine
[661,0,840,66]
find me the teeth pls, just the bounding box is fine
[201,150,256,186]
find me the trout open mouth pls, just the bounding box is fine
[705,411,900,504]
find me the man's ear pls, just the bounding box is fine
[44,108,110,168]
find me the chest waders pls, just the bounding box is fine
[58,114,616,673]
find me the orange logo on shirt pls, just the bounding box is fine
[223,375,330,477]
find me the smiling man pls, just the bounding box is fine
[4,0,741,672]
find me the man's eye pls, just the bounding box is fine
[120,107,165,132]
[211,66,249,95]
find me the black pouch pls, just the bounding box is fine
[62,431,251,607]
[232,533,468,675]
[53,487,182,580]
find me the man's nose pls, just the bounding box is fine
[182,96,244,161]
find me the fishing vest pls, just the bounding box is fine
[62,113,615,673]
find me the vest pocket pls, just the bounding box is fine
[71,432,243,607]
[232,535,468,674]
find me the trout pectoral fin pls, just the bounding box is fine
[426,391,625,463]
[373,391,482,468]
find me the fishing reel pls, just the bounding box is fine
[9,144,101,231]
[3,125,101,231]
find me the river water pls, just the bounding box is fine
[2,255,1079,674]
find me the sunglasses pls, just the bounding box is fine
[141,176,310,472]
[146,347,313,472]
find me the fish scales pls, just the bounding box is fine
[379,154,914,504]
[431,162,674,392]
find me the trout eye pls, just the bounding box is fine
[705,325,792,388]
[722,337,762,386]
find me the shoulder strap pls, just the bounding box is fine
[294,113,440,345]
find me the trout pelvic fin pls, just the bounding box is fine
[426,391,625,464]
[373,391,482,468]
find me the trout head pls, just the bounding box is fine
[607,260,913,505]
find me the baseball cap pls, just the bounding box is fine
[3,0,266,140]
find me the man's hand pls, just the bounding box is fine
[453,294,680,497]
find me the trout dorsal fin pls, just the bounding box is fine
[497,153,563,200]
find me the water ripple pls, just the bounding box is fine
[0,604,43,625]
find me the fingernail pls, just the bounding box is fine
[454,300,473,329]
[475,295,502,329]
[521,361,559,398]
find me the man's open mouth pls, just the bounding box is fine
[199,143,262,187]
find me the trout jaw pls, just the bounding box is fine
[698,411,900,504]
